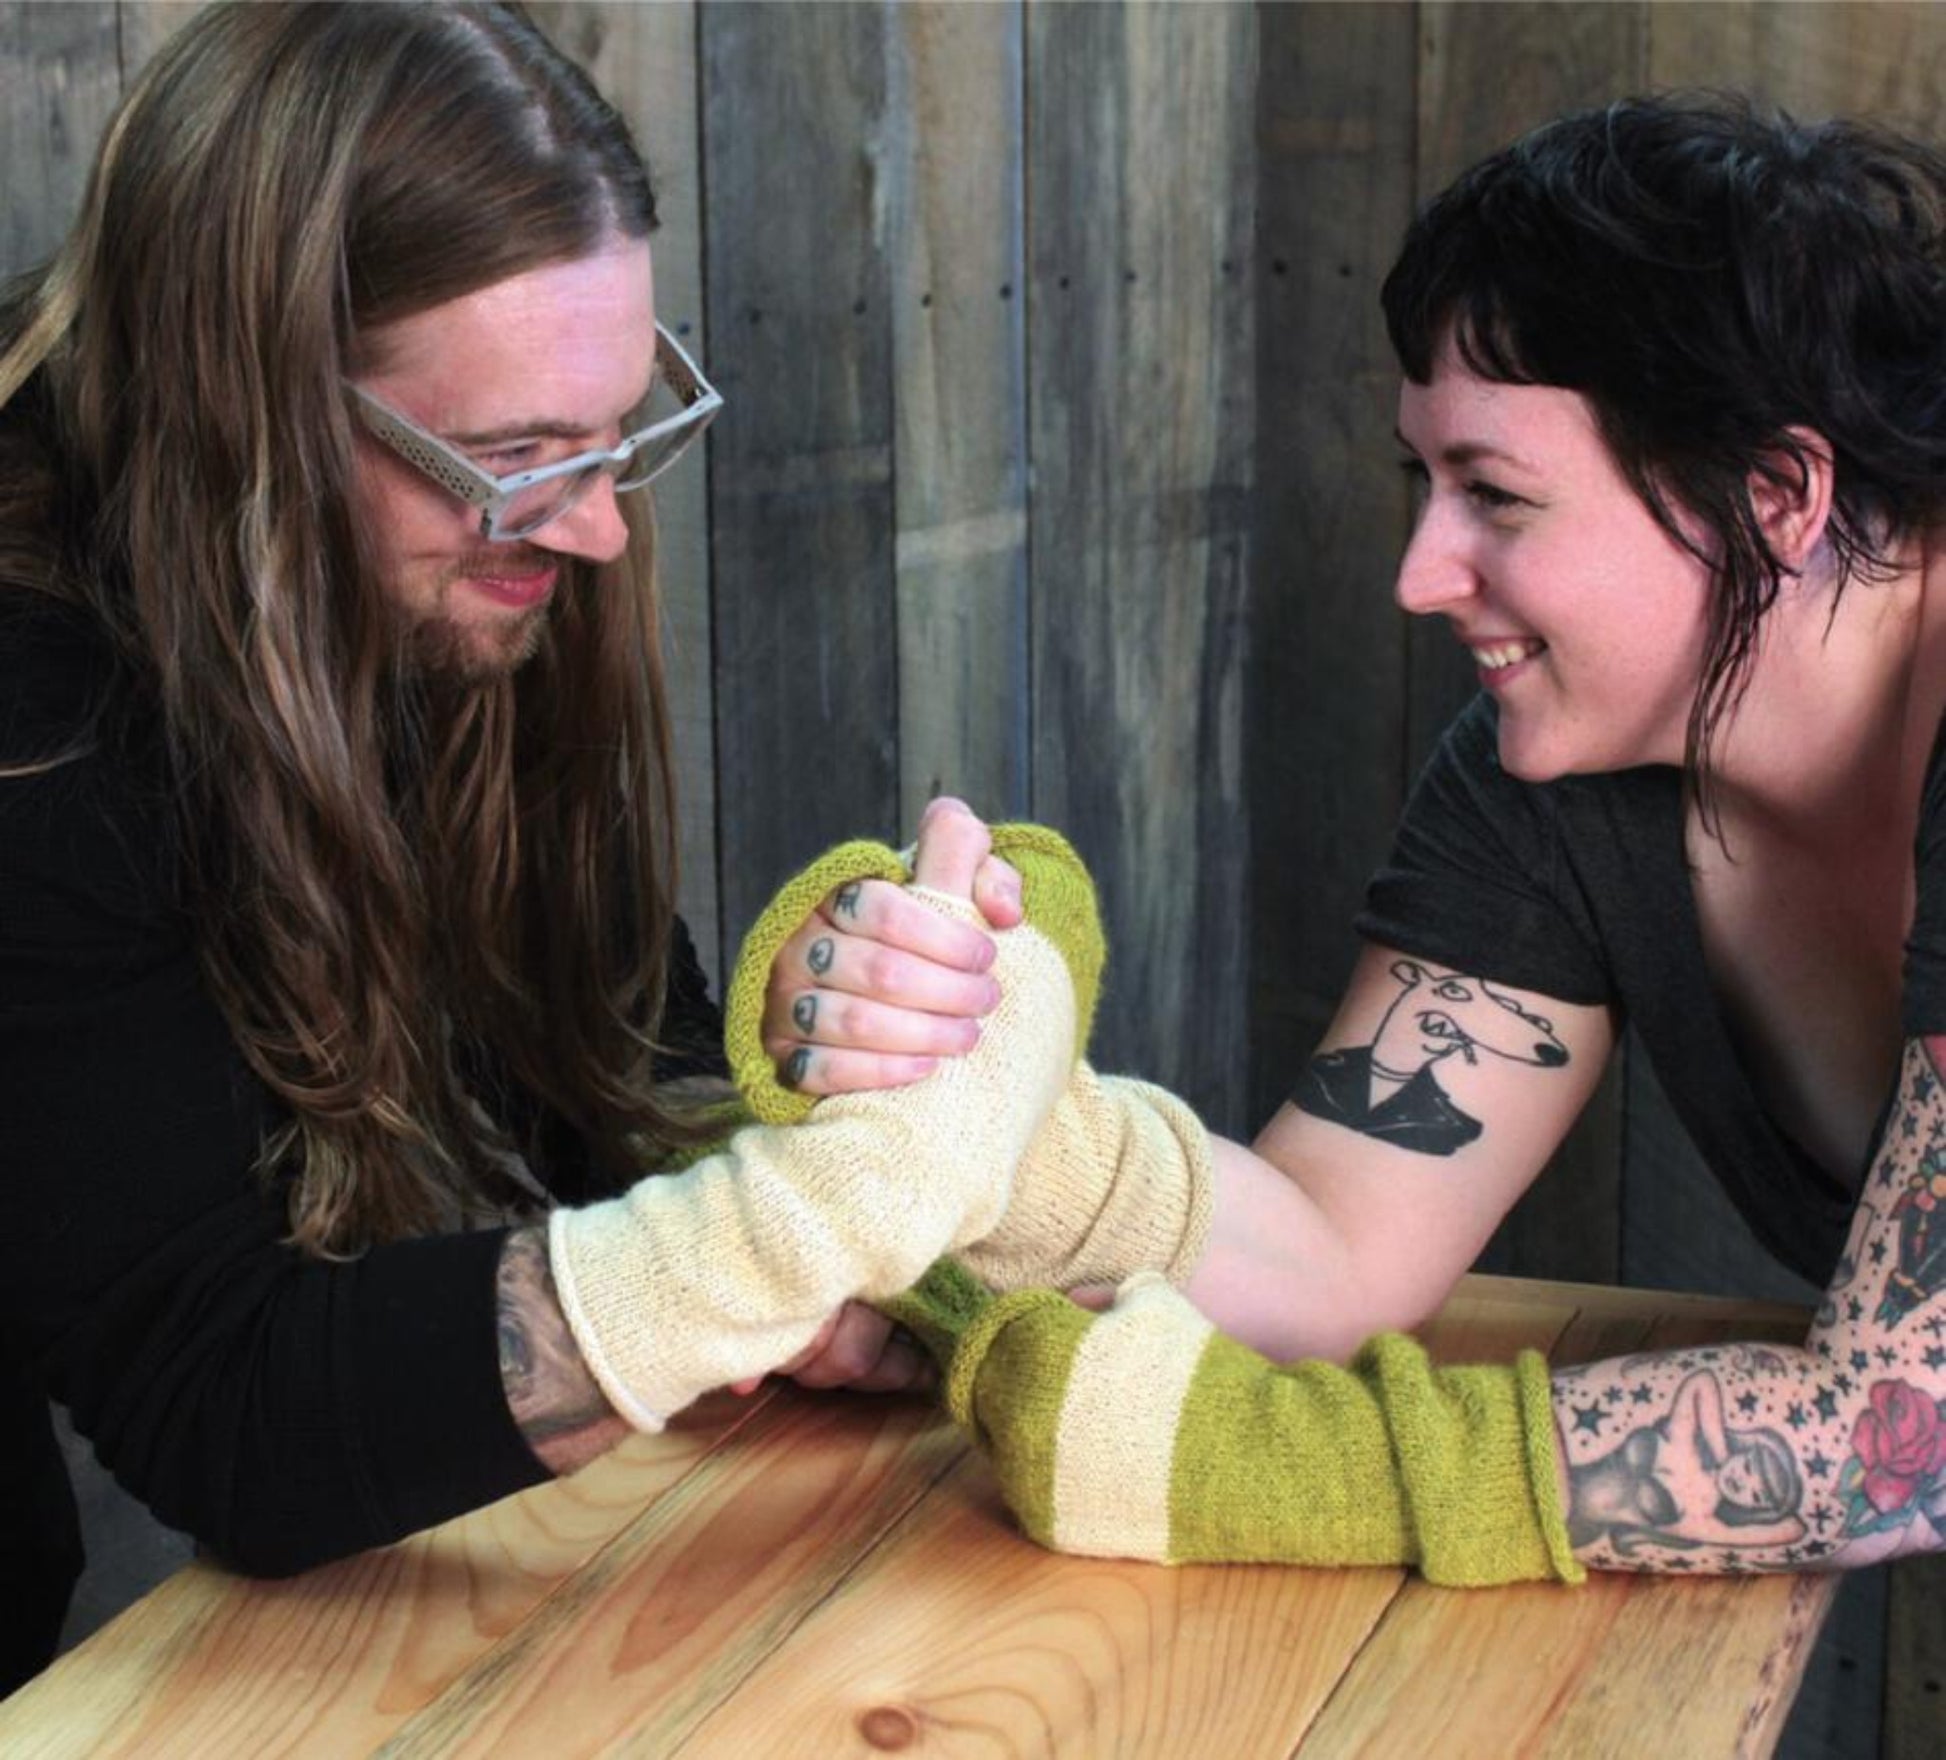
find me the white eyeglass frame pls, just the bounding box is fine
[345,321,722,541]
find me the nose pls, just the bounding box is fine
[1393,506,1479,618]
[533,474,632,564]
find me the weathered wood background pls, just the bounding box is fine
[7,3,1946,1749]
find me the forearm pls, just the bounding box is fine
[1182,1136,1466,1364]
[1550,1341,1846,1571]
[496,1228,629,1476]
[1557,1040,1946,1574]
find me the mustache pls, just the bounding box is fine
[443,543,557,581]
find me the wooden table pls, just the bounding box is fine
[0,1275,1836,1758]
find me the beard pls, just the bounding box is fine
[390,546,557,683]
[402,601,550,682]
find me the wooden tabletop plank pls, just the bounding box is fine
[666,1452,1405,1758]
[653,1277,1660,1757]
[0,1392,767,1758]
[1297,1568,1833,1760]
[373,1390,962,1757]
[0,1276,1843,1759]
[1296,1284,1832,1759]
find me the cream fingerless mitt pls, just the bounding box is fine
[548,885,1077,1431]
[724,824,1213,1294]
[957,1063,1214,1290]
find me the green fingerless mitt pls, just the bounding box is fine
[723,825,1106,1125]
[889,1266,1582,1587]
[724,840,913,1121]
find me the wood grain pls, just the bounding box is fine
[885,2,1030,831]
[1307,1281,1830,1760]
[0,1279,1849,1759]
[373,1391,960,1757]
[0,1,123,278]
[1647,1,1946,133]
[1025,0,1256,1134]
[0,1393,766,1759]
[672,1453,1405,1757]
[701,0,900,949]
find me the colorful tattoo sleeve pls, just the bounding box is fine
[1555,1036,1946,1573]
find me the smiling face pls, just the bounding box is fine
[349,239,657,680]
[1393,339,1716,783]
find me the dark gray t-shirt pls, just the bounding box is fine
[1351,693,1929,1288]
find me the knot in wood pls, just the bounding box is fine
[856,1703,921,1750]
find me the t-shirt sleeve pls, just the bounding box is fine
[1355,696,1612,1006]
[0,630,546,1575]
[1903,717,1946,1034]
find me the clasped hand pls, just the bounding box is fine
[732,797,1021,1397]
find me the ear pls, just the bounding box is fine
[1747,427,1835,573]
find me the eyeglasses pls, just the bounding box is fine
[346,322,722,541]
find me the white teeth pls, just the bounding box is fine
[1473,640,1543,671]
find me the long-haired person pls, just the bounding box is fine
[0,1,1050,1691]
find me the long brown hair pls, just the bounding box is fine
[0,2,709,1253]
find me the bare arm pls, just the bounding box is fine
[1552,1035,1946,1573]
[495,1227,629,1477]
[1175,941,1619,1362]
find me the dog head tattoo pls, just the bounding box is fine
[1295,959,1570,1156]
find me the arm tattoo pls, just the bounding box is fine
[1293,957,1568,1156]
[1551,1035,1946,1574]
[496,1227,629,1477]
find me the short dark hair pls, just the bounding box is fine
[1382,95,1946,823]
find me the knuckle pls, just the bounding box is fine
[862,950,904,998]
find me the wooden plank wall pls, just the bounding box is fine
[21,0,1946,1269]
[9,5,1946,1748]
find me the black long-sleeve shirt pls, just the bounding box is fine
[0,600,724,1689]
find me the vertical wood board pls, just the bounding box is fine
[1026,0,1257,1130]
[0,1,123,278]
[885,2,1029,832]
[701,1,899,946]
[1648,1,1946,132]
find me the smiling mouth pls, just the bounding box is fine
[1471,638,1546,671]
[463,566,557,611]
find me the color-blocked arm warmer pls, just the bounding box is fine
[725,825,1213,1291]
[886,1262,1583,1586]
[547,886,1076,1431]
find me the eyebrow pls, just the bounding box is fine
[445,418,598,447]
[1393,429,1538,474]
[443,362,665,449]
